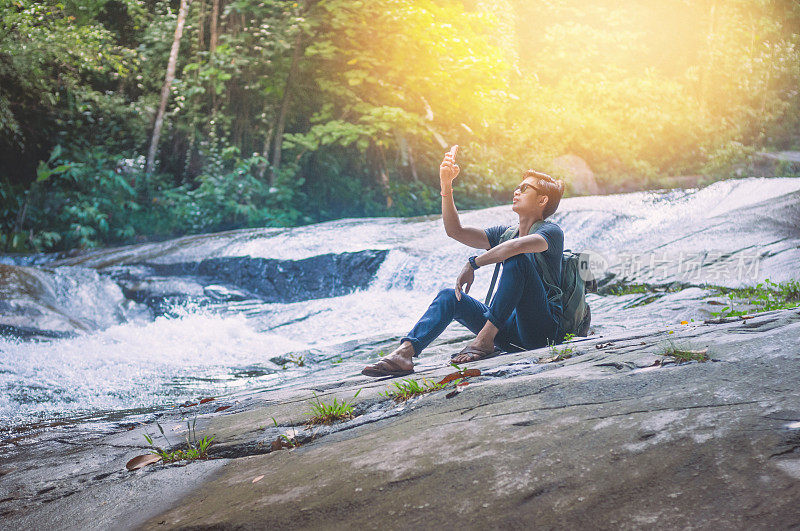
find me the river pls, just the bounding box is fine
[1,176,798,439]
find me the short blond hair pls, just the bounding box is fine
[523,170,564,219]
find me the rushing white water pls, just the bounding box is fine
[1,177,799,431]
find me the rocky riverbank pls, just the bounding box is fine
[2,302,799,529]
[2,177,800,528]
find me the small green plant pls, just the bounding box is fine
[710,278,800,318]
[143,418,215,463]
[657,336,710,363]
[286,354,305,367]
[662,346,709,363]
[601,282,685,299]
[601,282,649,296]
[307,389,362,424]
[271,417,297,448]
[544,339,574,362]
[379,377,461,402]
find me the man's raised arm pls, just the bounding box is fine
[439,146,491,250]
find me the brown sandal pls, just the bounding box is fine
[362,357,415,378]
[451,345,502,362]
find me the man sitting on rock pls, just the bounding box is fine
[362,145,565,377]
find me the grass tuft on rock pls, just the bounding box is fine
[657,337,710,363]
[143,418,215,463]
[709,278,800,318]
[542,333,577,362]
[379,377,458,402]
[600,281,687,297]
[306,390,361,424]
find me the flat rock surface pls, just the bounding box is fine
[3,307,799,529]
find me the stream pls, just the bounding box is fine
[1,176,798,439]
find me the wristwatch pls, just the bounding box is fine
[468,255,480,270]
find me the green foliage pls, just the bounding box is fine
[659,345,710,363]
[657,332,710,364]
[0,0,142,170]
[385,180,441,218]
[701,141,757,182]
[2,0,800,252]
[287,354,305,367]
[710,279,800,318]
[306,389,362,424]
[160,156,305,234]
[615,284,650,295]
[4,146,306,251]
[600,282,686,297]
[545,340,575,362]
[144,418,215,463]
[379,377,459,402]
[18,146,140,250]
[539,335,580,362]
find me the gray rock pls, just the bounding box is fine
[145,249,389,303]
[2,308,799,528]
[0,264,147,339]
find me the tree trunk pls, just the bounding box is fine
[146,0,191,175]
[198,0,205,49]
[209,0,219,53]
[270,30,303,186]
[407,144,419,182]
[257,124,274,180]
[375,143,392,208]
[12,187,32,242]
[209,0,220,115]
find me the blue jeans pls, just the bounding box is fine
[400,253,561,356]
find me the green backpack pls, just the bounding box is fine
[484,221,595,342]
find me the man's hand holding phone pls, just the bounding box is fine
[440,145,459,196]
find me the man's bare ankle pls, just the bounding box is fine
[474,333,496,344]
[397,341,415,359]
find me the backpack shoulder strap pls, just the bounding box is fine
[498,225,519,243]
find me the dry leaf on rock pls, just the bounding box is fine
[438,369,480,385]
[126,454,161,471]
[214,405,231,413]
[252,475,264,483]
[199,397,215,404]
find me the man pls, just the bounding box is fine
[362,145,565,377]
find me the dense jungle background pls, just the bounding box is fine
[1,0,799,252]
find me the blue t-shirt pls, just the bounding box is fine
[484,220,564,319]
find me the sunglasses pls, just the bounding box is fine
[513,182,541,195]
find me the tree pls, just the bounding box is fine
[146,0,192,175]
